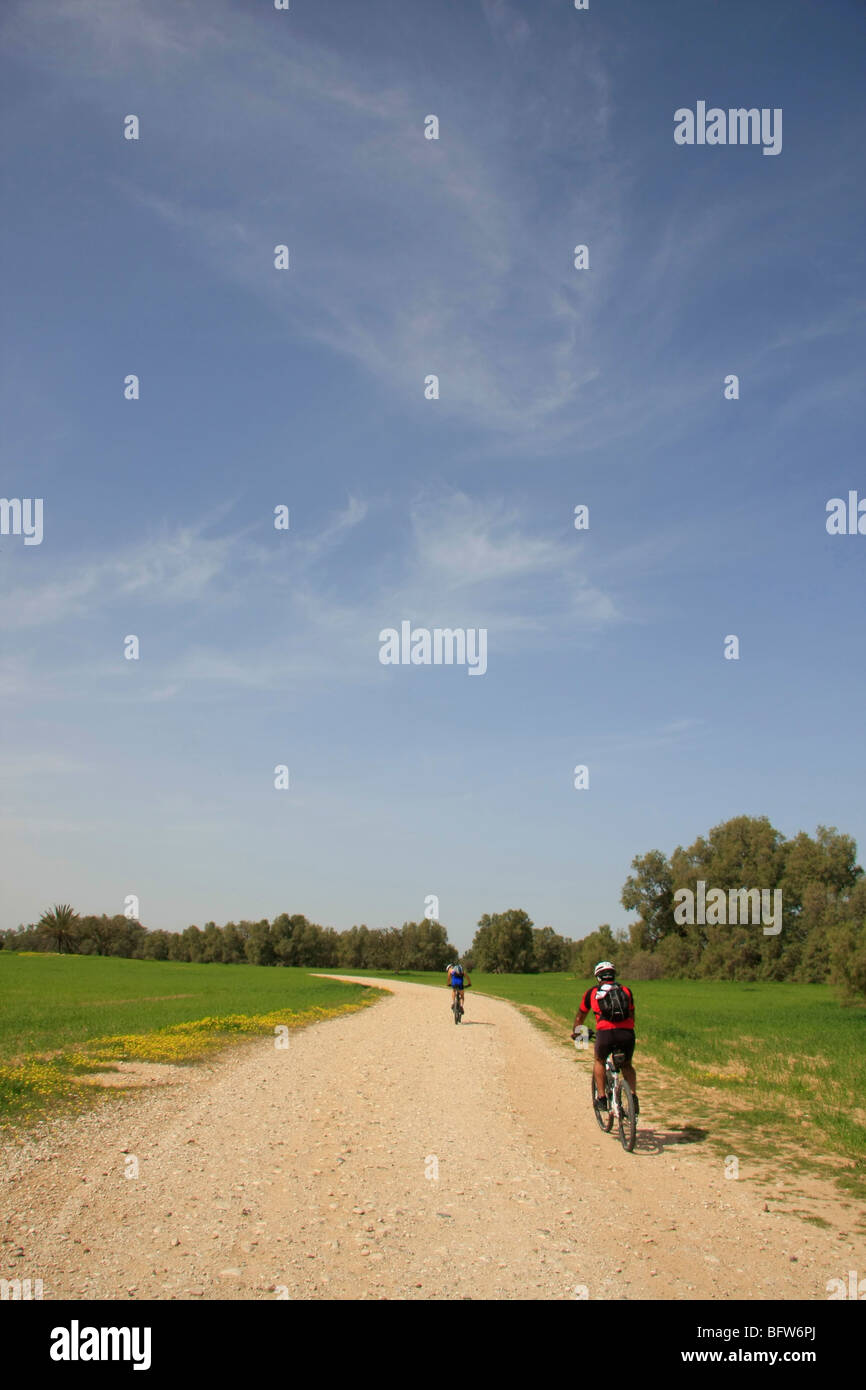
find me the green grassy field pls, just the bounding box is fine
[332,968,866,1202]
[0,954,382,1129]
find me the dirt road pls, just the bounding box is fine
[1,978,860,1300]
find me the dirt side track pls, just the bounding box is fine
[1,977,861,1300]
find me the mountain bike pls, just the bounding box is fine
[579,1028,637,1152]
[451,990,464,1024]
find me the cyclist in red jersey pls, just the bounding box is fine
[571,960,639,1117]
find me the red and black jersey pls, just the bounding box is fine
[580,983,635,1031]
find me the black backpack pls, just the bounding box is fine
[595,982,630,1024]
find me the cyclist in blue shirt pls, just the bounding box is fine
[447,961,470,1009]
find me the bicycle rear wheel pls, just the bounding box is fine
[453,1000,461,1024]
[592,1078,613,1133]
[617,1078,637,1151]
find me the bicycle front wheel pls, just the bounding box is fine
[617,1078,637,1152]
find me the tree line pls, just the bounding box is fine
[0,910,460,972]
[460,818,866,1000]
[0,906,576,975]
[3,817,864,997]
[611,815,866,999]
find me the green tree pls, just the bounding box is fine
[180,925,205,963]
[271,913,309,966]
[777,827,862,980]
[114,917,146,957]
[77,914,114,955]
[338,925,369,968]
[0,925,44,951]
[827,879,866,1001]
[670,817,806,980]
[296,921,334,967]
[413,919,454,970]
[570,923,623,978]
[216,923,245,964]
[37,904,80,954]
[200,922,225,963]
[140,929,171,961]
[622,816,865,985]
[620,850,674,948]
[531,925,571,972]
[363,929,394,970]
[471,909,534,973]
[244,920,274,966]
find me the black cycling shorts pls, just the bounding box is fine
[594,1028,635,1063]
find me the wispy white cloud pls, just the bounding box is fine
[3,0,626,445]
[764,303,866,356]
[3,0,849,469]
[0,0,230,73]
[0,489,627,698]
[404,493,617,630]
[0,522,237,632]
[293,497,369,566]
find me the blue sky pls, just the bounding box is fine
[1,0,864,949]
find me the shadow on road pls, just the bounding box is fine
[632,1125,709,1155]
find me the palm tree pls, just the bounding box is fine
[38,903,80,954]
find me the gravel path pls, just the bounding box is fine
[1,977,861,1301]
